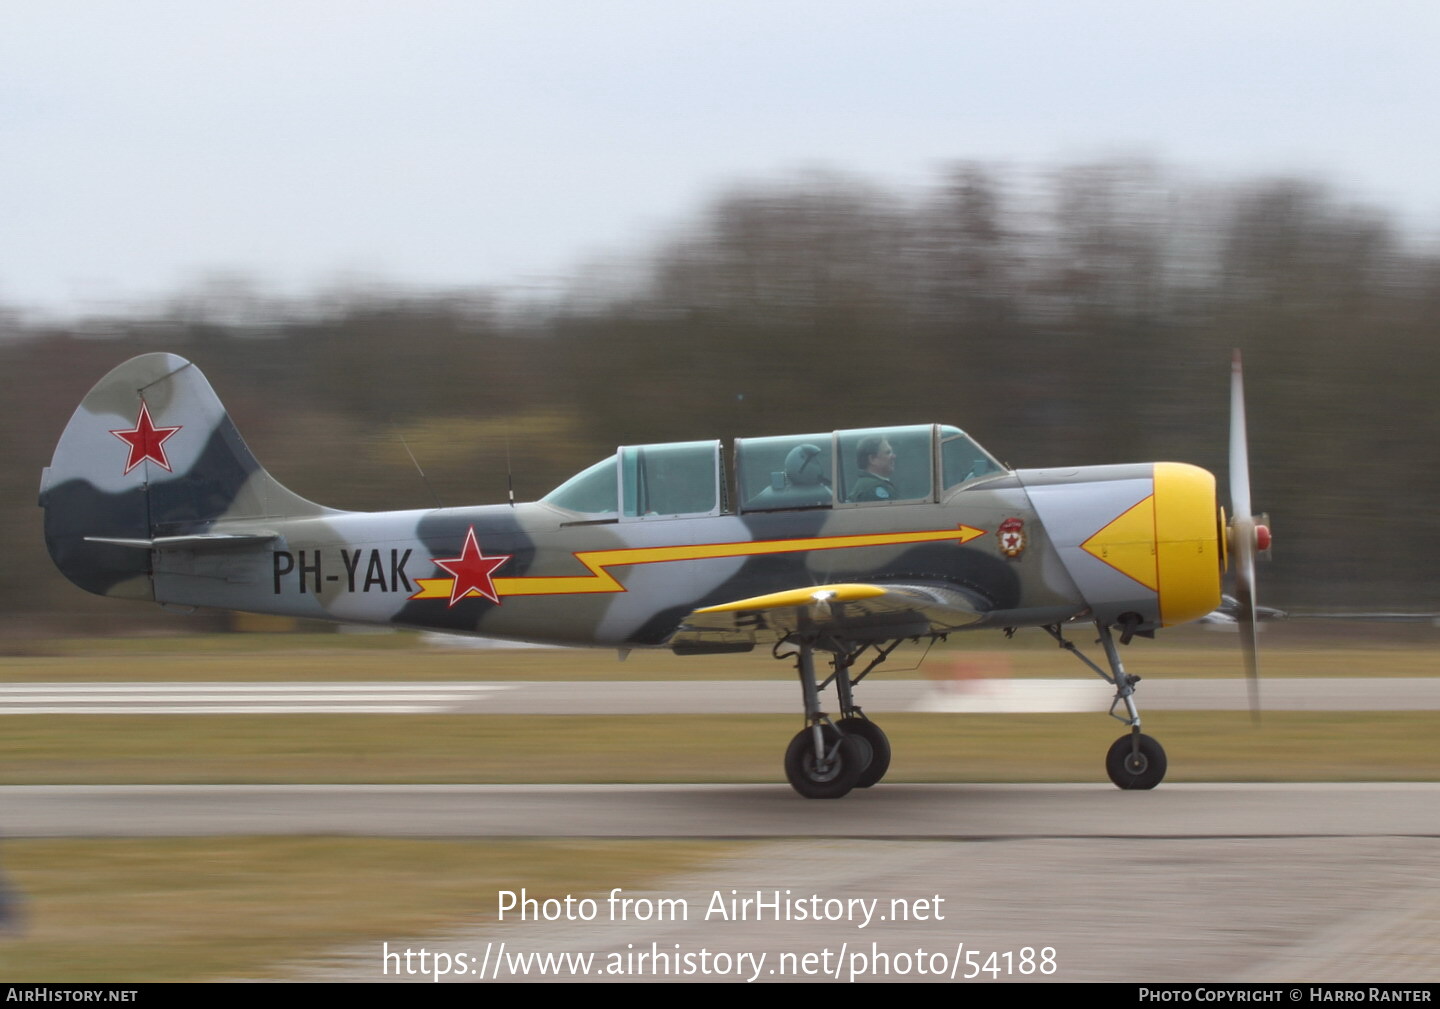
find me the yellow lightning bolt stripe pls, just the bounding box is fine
[410,525,987,601]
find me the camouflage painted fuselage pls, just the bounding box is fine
[40,354,1223,650]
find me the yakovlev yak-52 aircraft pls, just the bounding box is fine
[40,353,1270,798]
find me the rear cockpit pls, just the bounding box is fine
[541,424,1005,520]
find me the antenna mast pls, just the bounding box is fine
[398,433,443,509]
[505,425,516,507]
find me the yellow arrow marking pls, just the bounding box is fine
[410,525,987,601]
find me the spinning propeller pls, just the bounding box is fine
[1227,350,1271,717]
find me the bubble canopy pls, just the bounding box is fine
[542,425,1003,519]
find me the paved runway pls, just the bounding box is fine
[295,836,1440,984]
[8,782,1440,838]
[60,782,1418,985]
[11,778,1440,983]
[4,677,1436,713]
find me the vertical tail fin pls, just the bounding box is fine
[39,353,328,599]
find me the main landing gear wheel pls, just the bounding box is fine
[784,726,869,799]
[837,718,891,788]
[1105,733,1167,790]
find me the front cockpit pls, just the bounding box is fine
[541,424,1005,520]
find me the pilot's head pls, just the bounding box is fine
[856,436,896,478]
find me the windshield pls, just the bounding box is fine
[938,425,1005,490]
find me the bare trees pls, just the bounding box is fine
[7,159,1439,623]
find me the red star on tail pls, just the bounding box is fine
[431,526,512,607]
[110,402,182,475]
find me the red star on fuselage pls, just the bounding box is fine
[431,526,511,607]
[110,402,182,475]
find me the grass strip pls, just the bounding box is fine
[4,636,1437,682]
[0,837,735,982]
[4,711,1439,784]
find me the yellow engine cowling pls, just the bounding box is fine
[1077,462,1221,627]
[1151,462,1223,626]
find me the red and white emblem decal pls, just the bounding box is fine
[110,402,182,475]
[429,526,512,607]
[997,517,1026,558]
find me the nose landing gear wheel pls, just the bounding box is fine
[836,717,891,788]
[1105,733,1167,790]
[784,726,869,799]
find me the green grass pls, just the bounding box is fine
[0,837,736,982]
[5,711,1440,784]
[3,628,1437,681]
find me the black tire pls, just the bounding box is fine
[784,726,868,799]
[837,718,891,788]
[1105,732,1167,790]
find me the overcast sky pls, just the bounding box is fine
[5,1,1439,316]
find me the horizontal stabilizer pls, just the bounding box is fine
[84,532,278,550]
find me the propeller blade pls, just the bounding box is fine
[1233,513,1261,718]
[1229,350,1261,719]
[1230,350,1252,520]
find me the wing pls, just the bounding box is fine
[668,581,988,653]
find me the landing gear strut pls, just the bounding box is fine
[781,633,895,798]
[1046,620,1168,791]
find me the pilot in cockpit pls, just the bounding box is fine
[849,436,898,501]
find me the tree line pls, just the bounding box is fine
[4,159,1437,631]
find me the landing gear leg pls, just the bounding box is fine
[783,636,867,799]
[828,648,891,788]
[1046,621,1168,790]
